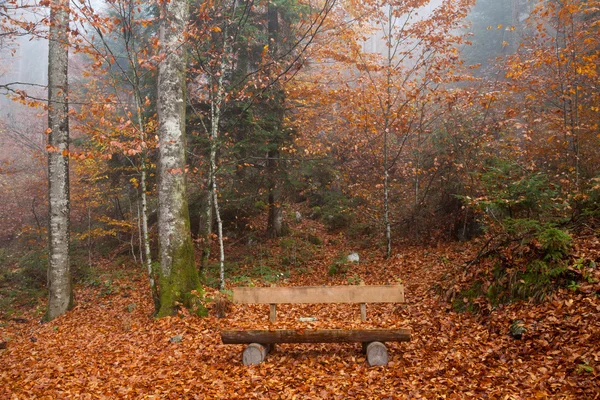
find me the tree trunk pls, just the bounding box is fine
[213,187,226,290]
[265,2,285,239]
[200,173,213,271]
[383,7,393,259]
[133,88,159,312]
[156,0,201,317]
[267,149,283,238]
[45,0,73,322]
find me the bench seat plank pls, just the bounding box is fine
[221,328,411,344]
[232,285,405,304]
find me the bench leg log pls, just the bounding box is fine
[366,341,388,366]
[242,343,272,366]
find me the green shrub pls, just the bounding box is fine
[539,227,572,261]
[306,234,322,246]
[476,159,561,220]
[324,208,352,231]
[18,249,48,289]
[451,226,574,311]
[254,201,268,211]
[309,206,322,220]
[0,248,11,266]
[328,254,349,276]
[249,264,289,283]
[347,222,375,240]
[451,158,575,309]
[452,281,482,313]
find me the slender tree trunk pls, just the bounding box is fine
[201,173,213,270]
[156,0,201,317]
[209,86,225,288]
[117,2,158,310]
[88,203,92,269]
[136,200,143,265]
[213,187,226,290]
[133,87,159,311]
[383,7,393,259]
[413,101,426,240]
[383,128,391,258]
[511,0,519,53]
[267,148,283,238]
[266,2,285,239]
[203,6,237,282]
[45,0,73,322]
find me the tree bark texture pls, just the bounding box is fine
[45,0,73,322]
[156,0,200,317]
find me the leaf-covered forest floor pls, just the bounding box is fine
[1,218,599,399]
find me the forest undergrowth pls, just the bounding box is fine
[1,217,599,399]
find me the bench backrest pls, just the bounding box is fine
[232,285,405,322]
[232,285,405,304]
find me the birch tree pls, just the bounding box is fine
[156,0,201,317]
[45,0,73,321]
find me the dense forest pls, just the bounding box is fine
[1,0,599,397]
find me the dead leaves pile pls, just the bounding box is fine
[1,241,599,399]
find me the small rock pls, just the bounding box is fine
[169,335,183,343]
[347,253,360,263]
[295,211,302,223]
[590,260,597,269]
[126,303,137,313]
[298,317,317,322]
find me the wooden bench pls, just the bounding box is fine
[220,285,411,366]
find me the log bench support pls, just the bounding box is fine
[241,340,387,366]
[222,329,410,366]
[365,341,388,366]
[242,343,273,366]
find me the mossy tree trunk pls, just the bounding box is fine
[45,0,73,322]
[156,0,201,317]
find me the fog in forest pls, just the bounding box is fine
[0,0,527,240]
[1,0,599,396]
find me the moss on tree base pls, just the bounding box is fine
[157,238,206,318]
